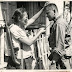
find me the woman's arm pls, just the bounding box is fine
[25,7,44,28]
[18,28,45,46]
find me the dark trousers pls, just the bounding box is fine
[7,56,33,69]
[49,52,66,69]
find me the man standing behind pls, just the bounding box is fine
[46,3,70,69]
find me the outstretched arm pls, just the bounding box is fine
[25,7,44,28]
[25,2,49,28]
[19,29,45,46]
[10,26,45,46]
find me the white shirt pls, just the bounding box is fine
[9,24,32,59]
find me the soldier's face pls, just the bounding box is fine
[46,9,55,21]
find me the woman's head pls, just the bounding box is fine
[12,8,28,25]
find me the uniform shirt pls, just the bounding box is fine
[49,16,68,57]
[9,24,32,59]
[48,21,57,48]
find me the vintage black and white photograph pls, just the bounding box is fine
[0,0,72,70]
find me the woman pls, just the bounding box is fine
[7,3,46,69]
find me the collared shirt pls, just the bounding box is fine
[49,16,68,56]
[9,24,32,59]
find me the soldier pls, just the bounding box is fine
[46,3,70,69]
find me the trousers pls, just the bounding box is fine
[7,56,33,69]
[49,52,70,69]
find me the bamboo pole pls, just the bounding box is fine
[42,34,48,69]
[37,34,48,69]
[69,2,72,68]
[21,49,23,69]
[37,38,42,69]
[39,35,46,69]
[46,16,50,69]
[43,36,48,69]
[0,3,7,68]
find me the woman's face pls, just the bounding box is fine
[20,12,28,25]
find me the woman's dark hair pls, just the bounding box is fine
[12,8,27,23]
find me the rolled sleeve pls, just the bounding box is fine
[55,23,66,56]
[9,25,27,39]
[57,23,65,48]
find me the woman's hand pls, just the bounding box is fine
[39,27,46,33]
[43,2,49,8]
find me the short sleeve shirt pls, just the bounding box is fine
[9,24,32,59]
